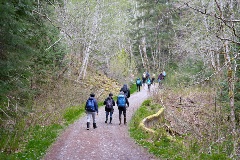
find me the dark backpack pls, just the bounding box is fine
[121,85,130,98]
[146,72,150,78]
[86,99,95,111]
[106,98,113,109]
[117,95,126,107]
[122,85,127,93]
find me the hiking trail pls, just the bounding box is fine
[43,85,158,160]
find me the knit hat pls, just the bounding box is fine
[90,93,95,97]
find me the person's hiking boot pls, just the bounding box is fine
[87,122,90,130]
[124,118,127,125]
[119,118,121,125]
[93,123,97,129]
[110,117,112,123]
[109,117,112,124]
[105,115,108,123]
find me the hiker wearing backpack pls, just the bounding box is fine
[146,71,150,79]
[158,72,164,88]
[162,70,166,78]
[136,78,142,92]
[103,93,115,124]
[146,77,152,91]
[120,84,130,98]
[85,93,98,130]
[142,72,146,86]
[151,73,156,85]
[116,91,129,125]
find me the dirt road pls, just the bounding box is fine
[43,85,157,160]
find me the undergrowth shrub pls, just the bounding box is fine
[165,58,213,88]
[130,98,232,160]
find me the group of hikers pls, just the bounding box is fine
[85,84,130,130]
[85,70,166,130]
[136,70,166,91]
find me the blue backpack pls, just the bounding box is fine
[147,79,151,85]
[86,99,95,111]
[117,95,126,107]
[136,79,141,85]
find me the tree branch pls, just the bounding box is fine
[216,35,240,45]
[32,10,72,39]
[184,2,240,41]
[45,37,62,51]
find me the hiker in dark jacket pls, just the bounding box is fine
[158,73,164,88]
[120,84,130,98]
[151,73,156,85]
[85,93,98,130]
[116,91,129,125]
[103,93,115,124]
[146,71,150,79]
[142,72,146,86]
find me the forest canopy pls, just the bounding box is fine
[0,0,239,159]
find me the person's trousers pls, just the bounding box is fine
[106,111,113,118]
[87,111,96,123]
[137,85,141,91]
[118,107,126,118]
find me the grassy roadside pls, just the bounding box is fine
[129,99,184,159]
[0,83,137,160]
[0,105,86,160]
[129,99,231,160]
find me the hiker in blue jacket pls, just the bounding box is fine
[116,91,129,125]
[85,93,98,130]
[103,93,115,124]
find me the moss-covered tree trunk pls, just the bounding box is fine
[222,0,237,157]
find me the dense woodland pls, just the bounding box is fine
[0,0,239,159]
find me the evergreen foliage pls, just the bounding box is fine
[131,0,178,70]
[0,0,65,154]
[0,0,65,112]
[0,0,239,159]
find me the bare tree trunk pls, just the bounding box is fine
[219,0,237,157]
[227,0,237,157]
[216,51,220,71]
[139,45,145,68]
[224,41,237,157]
[142,36,149,70]
[78,43,91,80]
[77,1,101,80]
[201,0,218,70]
[150,48,156,70]
[157,43,161,70]
[129,41,134,73]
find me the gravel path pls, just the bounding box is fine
[43,85,158,160]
